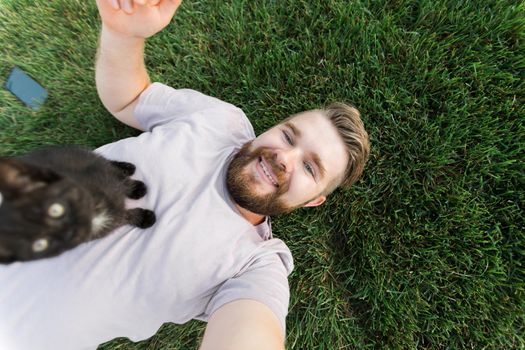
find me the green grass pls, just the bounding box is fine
[1,0,524,348]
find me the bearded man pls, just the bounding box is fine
[0,1,370,349]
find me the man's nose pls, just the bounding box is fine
[274,148,300,173]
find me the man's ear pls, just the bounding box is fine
[303,195,326,208]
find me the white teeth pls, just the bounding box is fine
[260,159,278,186]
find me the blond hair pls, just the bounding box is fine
[322,102,370,193]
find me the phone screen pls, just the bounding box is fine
[4,67,48,110]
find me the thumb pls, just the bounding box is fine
[160,0,182,18]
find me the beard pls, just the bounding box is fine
[226,141,298,216]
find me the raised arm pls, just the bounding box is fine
[95,0,181,129]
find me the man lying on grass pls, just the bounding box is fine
[0,0,369,349]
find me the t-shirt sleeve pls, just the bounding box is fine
[204,253,291,334]
[134,82,241,131]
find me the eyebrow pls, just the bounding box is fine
[284,121,301,137]
[284,121,327,179]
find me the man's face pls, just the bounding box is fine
[226,110,349,216]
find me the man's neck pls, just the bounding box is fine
[234,204,266,226]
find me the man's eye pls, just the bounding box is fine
[283,131,293,145]
[304,163,315,177]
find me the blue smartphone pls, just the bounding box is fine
[4,67,48,110]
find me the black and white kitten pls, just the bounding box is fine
[0,147,156,264]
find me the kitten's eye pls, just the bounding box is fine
[32,238,49,252]
[47,203,65,218]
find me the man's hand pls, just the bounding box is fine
[96,0,182,38]
[95,0,181,128]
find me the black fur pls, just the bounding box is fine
[0,147,156,263]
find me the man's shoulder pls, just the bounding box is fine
[137,82,255,139]
[250,238,294,276]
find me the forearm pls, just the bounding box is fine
[95,25,150,114]
[199,300,285,350]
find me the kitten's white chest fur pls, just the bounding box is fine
[91,211,112,235]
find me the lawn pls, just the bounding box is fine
[0,0,523,349]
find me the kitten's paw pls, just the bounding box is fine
[127,180,147,199]
[111,161,136,177]
[126,208,156,229]
[138,210,156,228]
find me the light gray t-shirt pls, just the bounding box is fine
[0,83,294,350]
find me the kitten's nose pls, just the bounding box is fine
[64,229,76,241]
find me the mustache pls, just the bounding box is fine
[251,148,287,189]
[227,142,295,216]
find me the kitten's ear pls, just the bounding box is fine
[0,158,61,195]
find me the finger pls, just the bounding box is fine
[108,0,120,10]
[134,0,147,4]
[121,0,134,14]
[148,0,161,5]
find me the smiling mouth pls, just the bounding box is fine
[259,156,279,187]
